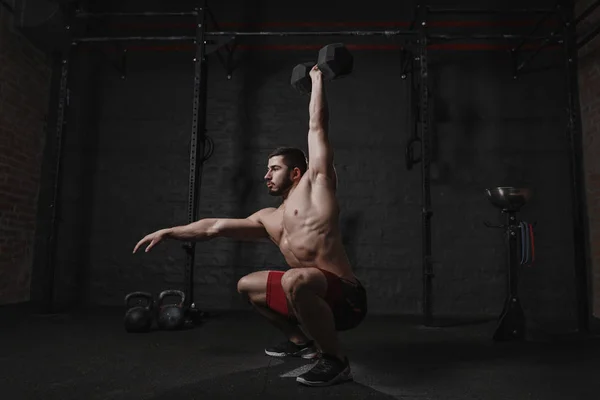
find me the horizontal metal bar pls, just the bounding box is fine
[74,36,196,43]
[75,11,198,18]
[84,42,558,53]
[427,8,556,15]
[578,23,600,49]
[73,31,563,44]
[575,0,600,26]
[206,30,416,37]
[73,30,418,42]
[429,33,562,40]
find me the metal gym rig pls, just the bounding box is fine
[39,0,598,339]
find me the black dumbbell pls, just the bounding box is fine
[291,43,353,94]
[291,62,315,94]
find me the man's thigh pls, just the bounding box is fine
[238,270,296,316]
[237,270,270,304]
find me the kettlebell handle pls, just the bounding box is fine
[125,291,154,309]
[158,290,185,307]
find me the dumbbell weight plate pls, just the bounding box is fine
[317,43,354,81]
[290,62,315,94]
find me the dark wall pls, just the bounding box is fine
[577,0,600,319]
[0,6,52,305]
[46,0,581,328]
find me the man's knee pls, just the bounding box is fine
[281,269,314,300]
[237,275,250,295]
[237,274,266,305]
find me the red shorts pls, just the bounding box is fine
[266,268,367,331]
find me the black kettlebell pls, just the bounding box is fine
[157,290,186,331]
[124,292,154,333]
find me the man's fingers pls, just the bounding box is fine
[133,241,142,253]
[133,236,150,253]
[133,233,163,253]
[145,238,159,252]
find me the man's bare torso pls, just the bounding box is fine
[259,172,355,281]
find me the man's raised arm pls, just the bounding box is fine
[132,209,273,253]
[307,66,336,183]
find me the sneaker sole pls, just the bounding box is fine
[296,366,353,387]
[264,349,319,359]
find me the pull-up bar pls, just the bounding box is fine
[75,36,197,42]
[427,8,557,15]
[75,11,199,18]
[74,8,559,19]
[72,30,416,43]
[72,31,562,43]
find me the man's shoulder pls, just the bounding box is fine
[305,168,337,192]
[249,207,278,223]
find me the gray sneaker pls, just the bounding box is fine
[264,340,319,359]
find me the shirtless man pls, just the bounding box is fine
[133,66,367,387]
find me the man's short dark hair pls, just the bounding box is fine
[268,147,308,175]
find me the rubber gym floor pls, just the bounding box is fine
[2,305,599,400]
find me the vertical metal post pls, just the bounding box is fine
[419,7,434,327]
[43,53,70,313]
[563,2,590,333]
[493,212,526,341]
[40,5,76,313]
[183,0,208,309]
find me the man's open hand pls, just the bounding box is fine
[133,228,171,253]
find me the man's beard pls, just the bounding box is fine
[268,176,293,196]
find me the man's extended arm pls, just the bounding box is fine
[307,67,336,183]
[168,213,269,241]
[133,209,272,253]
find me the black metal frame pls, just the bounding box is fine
[43,50,71,313]
[402,1,590,334]
[564,1,592,334]
[417,6,434,328]
[426,8,557,15]
[39,0,76,312]
[42,0,592,334]
[511,5,562,78]
[182,1,209,312]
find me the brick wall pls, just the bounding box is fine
[0,6,52,304]
[577,0,600,319]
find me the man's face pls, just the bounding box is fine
[264,156,294,197]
